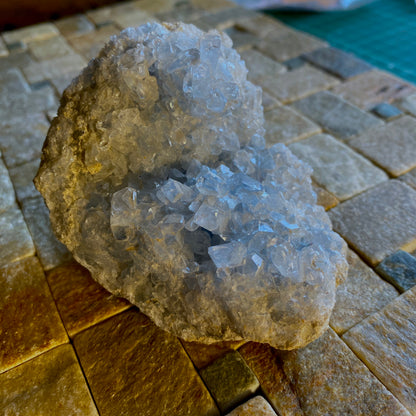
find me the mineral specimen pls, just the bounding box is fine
[35,22,348,349]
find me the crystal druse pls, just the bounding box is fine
[35,22,348,349]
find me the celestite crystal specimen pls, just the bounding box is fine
[35,22,348,349]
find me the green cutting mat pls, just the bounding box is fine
[267,0,416,84]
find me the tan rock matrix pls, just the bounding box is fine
[35,22,347,349]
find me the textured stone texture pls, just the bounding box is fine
[239,342,304,416]
[330,250,399,335]
[329,180,416,265]
[74,309,219,416]
[302,46,372,79]
[289,134,387,201]
[348,115,416,176]
[0,154,17,213]
[9,158,41,202]
[47,260,131,337]
[2,23,59,46]
[332,70,416,110]
[312,182,338,211]
[262,91,280,112]
[28,36,74,61]
[0,36,7,57]
[375,250,416,292]
[0,344,99,415]
[262,64,339,104]
[265,106,320,145]
[396,93,416,116]
[200,351,259,413]
[21,196,71,270]
[371,102,402,120]
[0,207,35,267]
[190,7,256,31]
[280,328,411,416]
[224,27,258,51]
[182,340,246,369]
[55,14,95,38]
[36,22,348,350]
[0,112,49,168]
[240,49,286,85]
[226,396,278,416]
[0,257,67,373]
[291,91,382,140]
[343,287,416,416]
[398,167,416,190]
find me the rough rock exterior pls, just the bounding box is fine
[35,22,347,349]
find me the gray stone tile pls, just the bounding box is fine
[262,91,280,112]
[0,36,7,57]
[0,344,98,415]
[236,14,290,39]
[265,106,320,145]
[22,53,86,84]
[156,3,204,24]
[0,67,30,94]
[0,51,33,72]
[348,115,416,177]
[257,27,326,62]
[55,14,95,38]
[2,23,59,46]
[240,49,286,85]
[332,70,416,111]
[343,287,416,416]
[200,351,260,413]
[0,155,17,213]
[50,70,80,96]
[312,181,338,211]
[0,207,35,267]
[280,328,411,416]
[28,36,75,61]
[224,27,258,51]
[289,134,387,201]
[329,180,416,266]
[0,257,68,373]
[291,91,383,140]
[191,0,236,12]
[303,47,372,79]
[262,64,339,104]
[0,112,49,168]
[330,250,399,335]
[21,196,71,271]
[282,57,306,71]
[371,102,402,120]
[396,93,416,117]
[9,158,41,202]
[398,167,416,190]
[375,250,416,293]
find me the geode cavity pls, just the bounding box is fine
[35,22,348,349]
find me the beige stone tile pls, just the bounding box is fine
[0,51,33,72]
[0,36,8,57]
[47,260,131,337]
[74,309,219,416]
[55,14,95,38]
[191,0,236,12]
[3,23,59,46]
[0,257,67,373]
[263,64,339,104]
[182,339,246,369]
[262,91,280,112]
[279,328,411,415]
[0,112,49,168]
[332,70,416,110]
[237,15,291,39]
[50,70,80,96]
[9,158,41,202]
[343,287,416,415]
[239,342,304,416]
[68,25,120,61]
[258,28,326,62]
[240,49,286,85]
[0,155,17,213]
[200,351,259,413]
[348,115,416,177]
[21,196,71,270]
[225,28,258,52]
[396,93,416,117]
[329,180,416,266]
[227,396,278,416]
[0,344,98,415]
[28,36,75,61]
[22,53,86,84]
[289,133,388,201]
[265,106,320,145]
[312,181,338,211]
[131,0,176,14]
[0,207,35,267]
[330,250,399,335]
